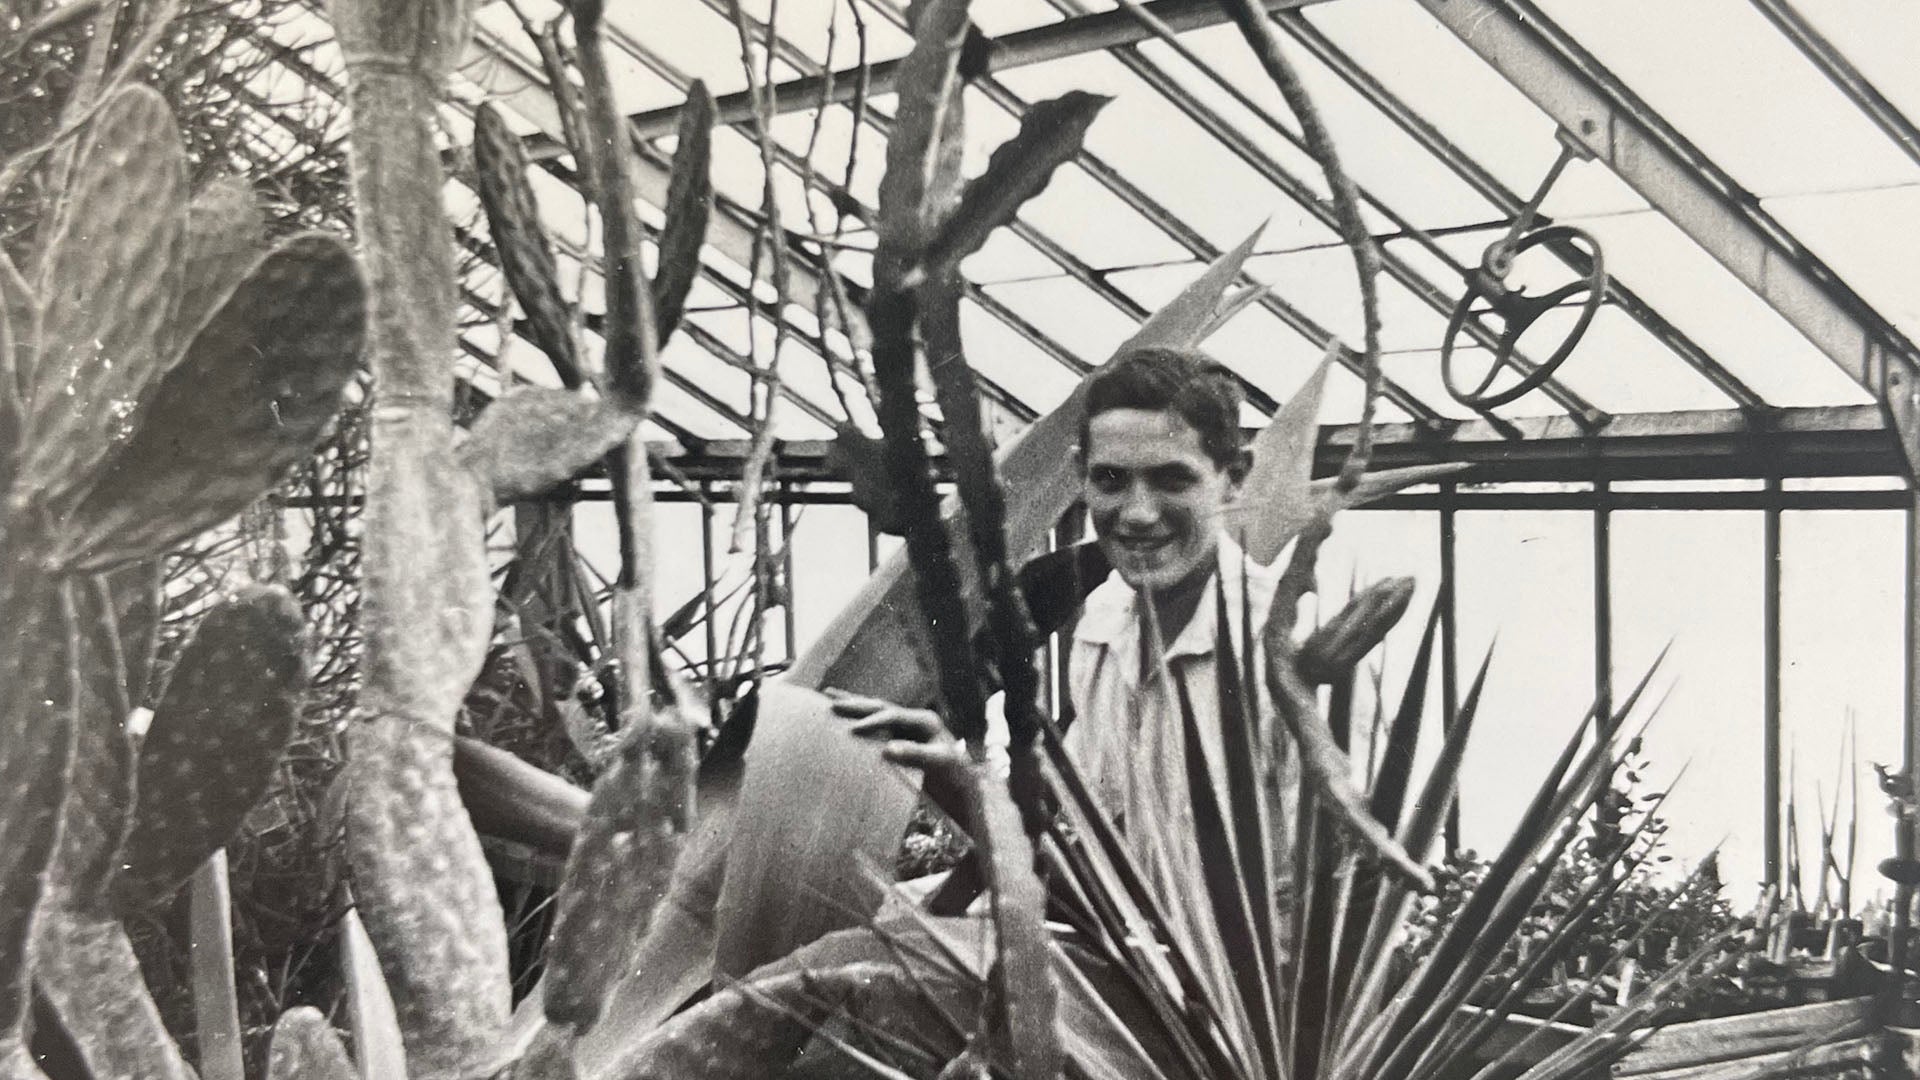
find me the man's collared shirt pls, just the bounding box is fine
[1061,534,1298,1036]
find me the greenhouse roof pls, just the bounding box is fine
[248,0,1920,482]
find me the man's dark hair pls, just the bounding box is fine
[1080,346,1245,467]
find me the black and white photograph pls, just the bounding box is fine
[3,0,1918,1077]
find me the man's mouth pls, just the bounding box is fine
[1111,535,1172,558]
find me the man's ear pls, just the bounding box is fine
[1071,443,1087,476]
[1225,447,1253,487]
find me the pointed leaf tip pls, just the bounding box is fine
[920,90,1111,281]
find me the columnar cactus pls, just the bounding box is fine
[325,0,514,1073]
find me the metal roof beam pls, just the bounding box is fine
[619,0,1332,140]
[1276,13,1767,414]
[1748,0,1920,170]
[1056,9,1603,425]
[677,0,1438,422]
[1416,0,1920,474]
[646,404,1899,486]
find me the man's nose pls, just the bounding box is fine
[1118,484,1159,527]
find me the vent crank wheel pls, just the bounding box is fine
[1441,224,1606,411]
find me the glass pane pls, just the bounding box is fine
[1534,0,1920,199]
[1611,510,1764,886]
[1781,510,1905,900]
[1452,511,1596,853]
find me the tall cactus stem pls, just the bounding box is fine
[328,0,511,1073]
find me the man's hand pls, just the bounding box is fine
[826,689,969,774]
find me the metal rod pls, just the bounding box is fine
[1895,491,1920,980]
[780,482,797,662]
[1748,0,1920,170]
[1594,479,1613,725]
[1439,483,1462,856]
[1764,475,1784,886]
[619,0,1332,139]
[701,486,720,725]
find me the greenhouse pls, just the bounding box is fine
[3,0,1919,1076]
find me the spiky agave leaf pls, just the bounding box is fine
[0,245,32,409]
[340,906,408,1080]
[0,254,23,492]
[713,686,921,978]
[472,102,581,385]
[56,234,366,573]
[115,585,306,908]
[267,1007,358,1080]
[22,84,186,514]
[1339,671,1665,1080]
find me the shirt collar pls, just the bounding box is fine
[1074,535,1278,660]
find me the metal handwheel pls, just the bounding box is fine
[1440,223,1607,411]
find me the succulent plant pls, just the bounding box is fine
[0,64,363,1077]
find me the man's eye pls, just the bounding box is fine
[1089,468,1126,493]
[1148,468,1200,492]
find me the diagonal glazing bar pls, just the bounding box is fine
[248,21,812,438]
[678,0,1436,421]
[1413,0,1920,460]
[1277,12,1765,413]
[1747,0,1920,170]
[609,13,1294,418]
[461,21,1058,425]
[620,0,1334,140]
[1041,0,1603,424]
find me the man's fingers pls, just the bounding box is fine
[846,709,946,742]
[881,741,969,773]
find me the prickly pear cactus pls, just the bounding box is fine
[0,75,364,1078]
[117,586,309,907]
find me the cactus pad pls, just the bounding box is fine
[115,585,307,908]
[346,715,512,1080]
[266,1007,358,1080]
[22,84,186,511]
[542,720,696,1031]
[0,569,75,1039]
[56,233,366,572]
[167,176,266,367]
[49,578,139,912]
[33,906,195,1080]
[459,387,641,503]
[472,103,580,385]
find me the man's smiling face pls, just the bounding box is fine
[1080,407,1243,595]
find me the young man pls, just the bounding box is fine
[841,346,1294,999]
[1063,346,1295,1005]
